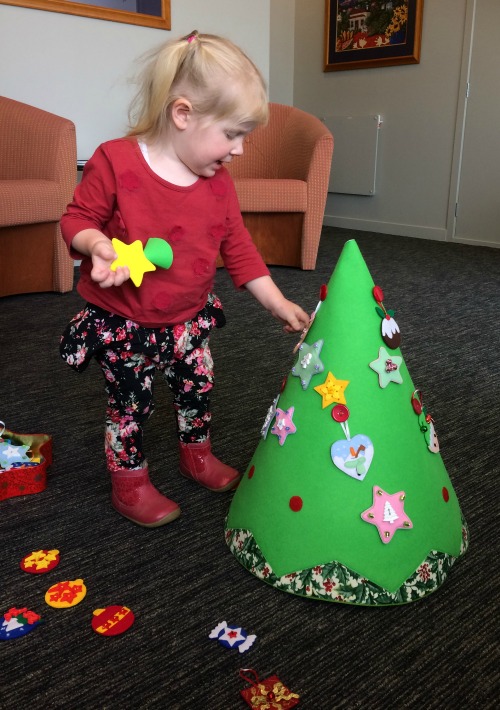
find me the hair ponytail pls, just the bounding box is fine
[127,32,268,142]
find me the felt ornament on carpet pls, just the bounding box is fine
[20,549,60,574]
[0,422,52,501]
[45,579,87,608]
[209,621,256,653]
[239,669,300,708]
[0,607,42,640]
[225,239,469,606]
[92,606,135,636]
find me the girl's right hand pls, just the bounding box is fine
[90,239,130,289]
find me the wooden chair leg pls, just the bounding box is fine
[217,213,304,268]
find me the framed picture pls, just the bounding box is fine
[0,0,171,30]
[324,0,423,72]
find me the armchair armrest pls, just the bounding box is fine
[277,110,333,182]
[0,97,76,190]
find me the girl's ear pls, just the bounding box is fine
[171,98,193,130]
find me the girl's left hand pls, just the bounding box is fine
[271,299,311,333]
[245,275,311,334]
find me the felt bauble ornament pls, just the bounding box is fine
[20,549,60,574]
[225,240,469,606]
[45,579,87,608]
[92,606,135,636]
[0,607,42,640]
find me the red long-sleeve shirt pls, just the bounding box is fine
[61,137,269,327]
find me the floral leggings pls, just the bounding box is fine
[60,296,225,472]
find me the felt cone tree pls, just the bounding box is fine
[225,240,468,606]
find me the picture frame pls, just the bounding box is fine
[0,0,171,30]
[324,0,423,72]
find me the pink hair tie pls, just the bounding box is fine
[186,31,198,44]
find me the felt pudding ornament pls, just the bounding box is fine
[225,240,469,606]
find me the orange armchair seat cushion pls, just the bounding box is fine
[0,179,64,226]
[233,178,307,213]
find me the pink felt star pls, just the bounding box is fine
[361,486,413,543]
[271,407,297,446]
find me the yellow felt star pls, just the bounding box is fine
[314,371,349,408]
[110,238,156,287]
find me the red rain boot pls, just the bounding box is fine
[110,467,180,527]
[178,439,241,492]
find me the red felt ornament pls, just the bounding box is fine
[92,606,135,636]
[240,669,300,708]
[20,549,60,574]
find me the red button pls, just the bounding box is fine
[332,404,349,423]
[248,465,255,479]
[442,487,450,502]
[289,496,303,512]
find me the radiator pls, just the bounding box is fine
[322,115,382,196]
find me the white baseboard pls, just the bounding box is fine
[323,214,447,242]
[452,236,499,249]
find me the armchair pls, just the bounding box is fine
[0,97,77,297]
[226,102,333,270]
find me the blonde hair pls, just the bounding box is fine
[128,30,268,141]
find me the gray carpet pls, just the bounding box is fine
[1,227,498,708]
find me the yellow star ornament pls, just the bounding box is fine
[314,371,350,408]
[110,238,156,287]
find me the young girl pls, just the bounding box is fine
[60,31,310,528]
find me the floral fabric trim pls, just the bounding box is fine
[225,517,469,606]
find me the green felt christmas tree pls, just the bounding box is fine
[225,240,468,605]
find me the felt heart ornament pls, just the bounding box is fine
[331,434,374,480]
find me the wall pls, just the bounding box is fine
[0,1,476,244]
[269,0,295,106]
[294,0,468,241]
[0,0,272,160]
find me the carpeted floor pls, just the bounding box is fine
[0,227,498,708]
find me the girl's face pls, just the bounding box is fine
[176,114,255,178]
